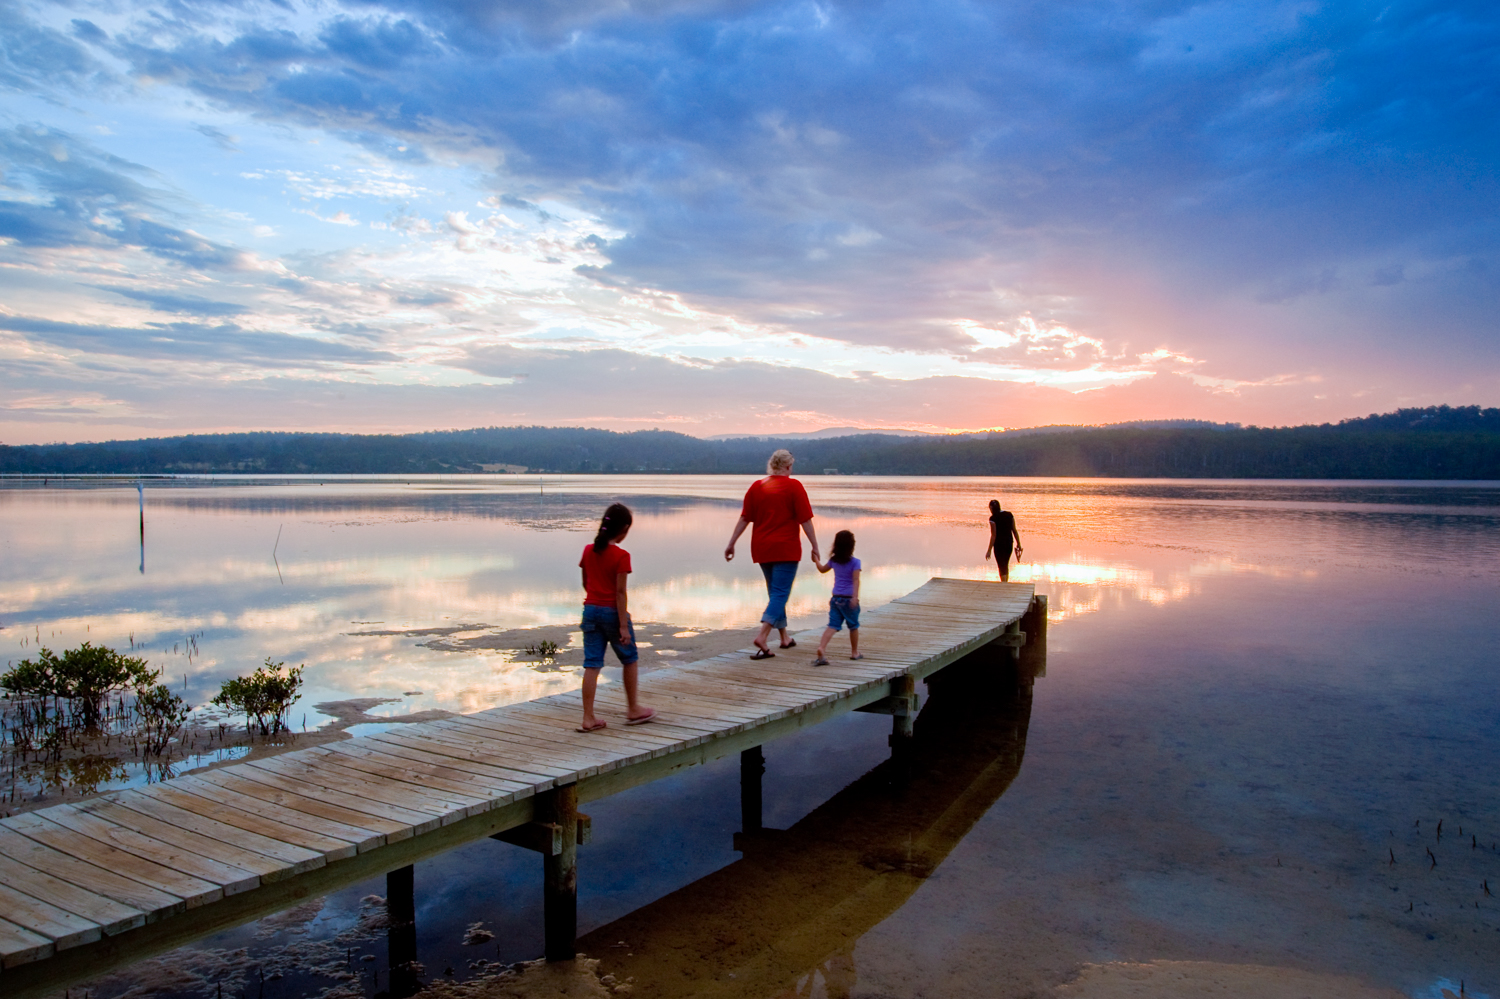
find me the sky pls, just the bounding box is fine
[1,0,1497,443]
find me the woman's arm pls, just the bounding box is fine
[724,516,750,561]
[800,518,819,563]
[851,568,861,608]
[615,572,630,641]
[985,521,996,558]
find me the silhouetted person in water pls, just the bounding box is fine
[985,498,1023,582]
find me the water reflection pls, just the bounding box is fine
[3,475,1498,802]
[577,646,1040,998]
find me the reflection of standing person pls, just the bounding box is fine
[724,449,820,658]
[985,498,1023,582]
[577,503,655,732]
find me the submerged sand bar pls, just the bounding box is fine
[0,578,1037,996]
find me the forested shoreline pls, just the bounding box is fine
[3,406,1499,479]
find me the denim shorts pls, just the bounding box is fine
[827,595,860,632]
[580,604,637,669]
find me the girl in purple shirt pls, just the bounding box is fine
[810,529,862,665]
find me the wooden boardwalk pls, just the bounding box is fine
[0,578,1037,994]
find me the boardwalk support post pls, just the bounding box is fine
[540,783,579,962]
[741,746,765,833]
[386,865,419,998]
[889,675,917,746]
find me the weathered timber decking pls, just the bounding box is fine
[0,578,1036,992]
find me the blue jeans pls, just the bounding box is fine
[581,604,637,670]
[759,560,799,629]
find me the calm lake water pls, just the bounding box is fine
[2,475,1499,999]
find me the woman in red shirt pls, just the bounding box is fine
[724,449,820,658]
[578,503,655,732]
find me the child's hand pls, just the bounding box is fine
[850,597,859,609]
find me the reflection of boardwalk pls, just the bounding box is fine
[0,579,1039,997]
[580,648,1038,999]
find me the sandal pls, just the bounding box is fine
[811,655,830,667]
[577,719,608,733]
[626,708,657,726]
[750,648,776,660]
[849,653,864,660]
[779,639,797,649]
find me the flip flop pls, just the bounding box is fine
[811,656,830,667]
[625,709,657,726]
[750,648,776,660]
[577,720,608,733]
[779,639,797,649]
[849,653,864,660]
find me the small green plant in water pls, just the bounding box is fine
[136,683,191,755]
[524,640,561,659]
[2,643,156,728]
[211,659,305,738]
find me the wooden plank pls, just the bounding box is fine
[388,723,630,777]
[30,805,260,896]
[292,745,513,808]
[140,784,356,864]
[167,773,390,850]
[244,755,467,818]
[0,827,184,919]
[90,794,324,878]
[227,765,437,834]
[0,852,144,936]
[0,917,53,969]
[450,710,697,758]
[357,730,567,785]
[0,814,220,908]
[0,882,102,951]
[463,708,687,753]
[318,741,540,797]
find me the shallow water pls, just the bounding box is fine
[3,475,1500,998]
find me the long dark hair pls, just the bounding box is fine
[988,499,1002,519]
[830,529,856,564]
[593,503,633,553]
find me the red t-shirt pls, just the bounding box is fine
[741,476,814,563]
[580,543,632,607]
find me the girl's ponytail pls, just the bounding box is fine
[593,503,634,553]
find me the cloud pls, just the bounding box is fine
[0,314,398,366]
[0,125,251,268]
[193,124,241,151]
[93,287,250,317]
[0,0,1495,443]
[0,6,109,92]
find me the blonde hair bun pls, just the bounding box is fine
[767,449,794,472]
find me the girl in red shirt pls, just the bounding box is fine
[578,503,655,732]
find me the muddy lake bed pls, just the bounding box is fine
[1,474,1498,999]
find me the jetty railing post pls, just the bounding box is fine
[740,746,765,833]
[540,783,579,961]
[386,865,419,998]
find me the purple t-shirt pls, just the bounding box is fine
[829,556,861,596]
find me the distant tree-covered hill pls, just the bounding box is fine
[3,406,1498,479]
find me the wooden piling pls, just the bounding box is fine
[890,675,916,743]
[386,865,418,998]
[741,747,765,833]
[539,784,579,961]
